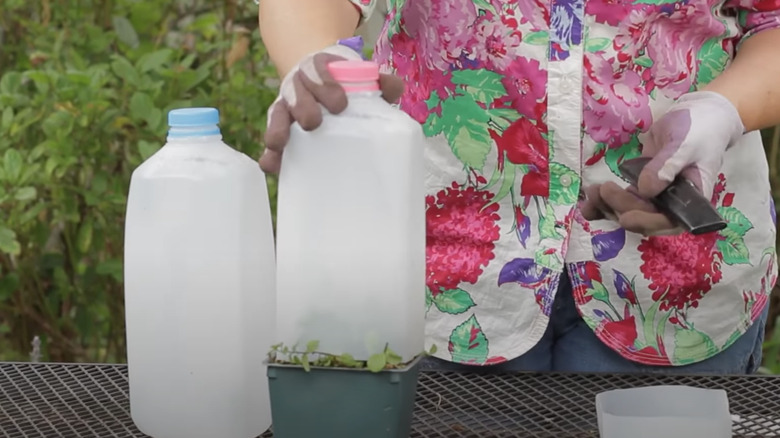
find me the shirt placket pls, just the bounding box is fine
[546,0,587,263]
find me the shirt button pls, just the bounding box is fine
[559,72,577,94]
[560,175,572,187]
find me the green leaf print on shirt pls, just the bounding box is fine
[451,68,507,103]
[423,109,442,138]
[425,96,492,170]
[673,327,719,365]
[718,229,750,265]
[451,123,493,169]
[486,107,522,131]
[493,162,517,201]
[719,206,754,235]
[449,314,489,364]
[717,206,754,265]
[424,69,515,171]
[549,163,580,205]
[605,135,642,178]
[523,31,549,46]
[385,0,406,37]
[695,39,730,86]
[586,280,610,304]
[535,248,563,271]
[641,298,663,350]
[433,288,476,315]
[538,202,563,240]
[585,38,611,53]
[472,0,498,14]
[425,92,441,111]
[634,56,653,68]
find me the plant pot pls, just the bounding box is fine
[266,355,423,438]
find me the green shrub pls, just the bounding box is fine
[0,0,277,362]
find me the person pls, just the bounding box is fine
[257,0,779,374]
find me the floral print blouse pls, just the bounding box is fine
[350,0,779,366]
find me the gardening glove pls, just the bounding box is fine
[580,90,745,235]
[259,36,405,174]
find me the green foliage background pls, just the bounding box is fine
[0,0,778,369]
[0,0,277,362]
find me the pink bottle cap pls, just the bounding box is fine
[327,60,380,92]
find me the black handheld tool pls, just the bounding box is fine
[617,157,727,235]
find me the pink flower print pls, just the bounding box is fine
[614,0,726,99]
[582,52,652,148]
[499,56,547,118]
[744,9,780,33]
[400,69,450,124]
[377,30,457,124]
[612,10,657,94]
[473,14,523,70]
[405,0,478,70]
[586,0,634,26]
[426,183,501,295]
[613,8,654,62]
[404,68,456,124]
[639,232,723,313]
[513,0,550,31]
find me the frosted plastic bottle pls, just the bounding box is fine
[123,108,276,438]
[275,61,426,363]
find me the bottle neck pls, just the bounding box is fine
[167,125,221,141]
[341,80,380,94]
[166,135,223,144]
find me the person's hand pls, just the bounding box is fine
[580,91,745,235]
[259,36,404,174]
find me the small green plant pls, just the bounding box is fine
[268,340,437,373]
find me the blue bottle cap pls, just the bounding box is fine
[168,108,220,127]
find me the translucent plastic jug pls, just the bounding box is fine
[596,386,732,438]
[275,60,426,363]
[124,108,276,438]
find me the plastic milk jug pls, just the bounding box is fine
[124,108,276,438]
[275,60,426,363]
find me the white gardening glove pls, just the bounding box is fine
[259,36,404,174]
[581,91,744,235]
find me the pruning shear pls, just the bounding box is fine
[616,157,727,235]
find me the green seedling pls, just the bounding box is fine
[268,341,438,373]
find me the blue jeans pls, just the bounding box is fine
[421,270,769,374]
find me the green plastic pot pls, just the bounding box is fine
[266,355,423,438]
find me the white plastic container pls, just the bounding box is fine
[595,385,732,438]
[123,108,276,438]
[275,60,426,363]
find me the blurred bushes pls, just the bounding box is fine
[0,0,277,362]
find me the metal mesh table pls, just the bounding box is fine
[1,362,779,437]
